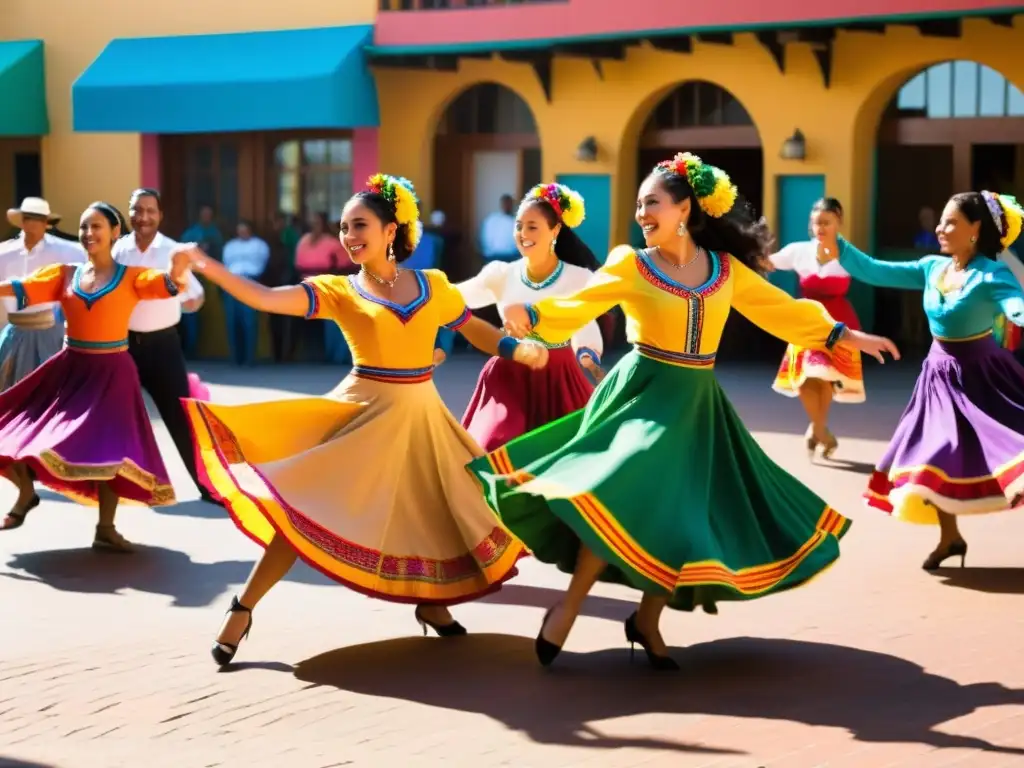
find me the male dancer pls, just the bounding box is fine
[113,188,216,504]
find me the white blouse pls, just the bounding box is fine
[769,240,851,279]
[456,259,604,363]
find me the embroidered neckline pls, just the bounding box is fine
[73,263,127,311]
[348,269,431,324]
[519,260,564,291]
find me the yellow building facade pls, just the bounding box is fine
[2,5,1022,351]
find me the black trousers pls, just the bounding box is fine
[128,327,201,494]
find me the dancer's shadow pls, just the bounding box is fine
[151,499,228,520]
[294,635,1024,756]
[934,567,1024,595]
[819,458,876,475]
[0,758,60,768]
[1,545,332,607]
[481,584,636,621]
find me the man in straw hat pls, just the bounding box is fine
[0,198,83,388]
[0,197,84,525]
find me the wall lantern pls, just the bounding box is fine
[780,129,806,161]
[576,136,598,162]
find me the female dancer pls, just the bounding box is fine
[181,174,547,665]
[818,191,1024,570]
[468,153,898,670]
[764,197,864,459]
[0,202,189,548]
[457,183,606,451]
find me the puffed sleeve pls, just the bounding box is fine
[987,261,1024,327]
[768,242,801,271]
[132,267,181,300]
[455,260,508,310]
[837,238,928,290]
[729,255,841,350]
[425,269,472,331]
[9,263,70,309]
[527,245,634,346]
[300,274,350,321]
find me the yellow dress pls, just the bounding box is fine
[467,246,851,613]
[183,269,525,604]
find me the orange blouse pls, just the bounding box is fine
[11,263,180,353]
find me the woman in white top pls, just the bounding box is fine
[455,183,606,451]
[764,198,864,459]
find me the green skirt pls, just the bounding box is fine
[467,350,850,613]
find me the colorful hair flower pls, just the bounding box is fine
[657,152,738,218]
[366,173,422,249]
[986,192,1023,250]
[527,182,586,229]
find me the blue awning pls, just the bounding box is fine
[0,41,49,136]
[72,25,379,133]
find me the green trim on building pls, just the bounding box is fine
[0,41,49,136]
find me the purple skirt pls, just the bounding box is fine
[0,348,174,506]
[866,334,1024,523]
[462,346,594,453]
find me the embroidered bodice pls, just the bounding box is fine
[524,245,839,367]
[302,269,470,376]
[11,263,180,352]
[456,259,603,362]
[837,239,1024,340]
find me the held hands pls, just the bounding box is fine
[842,328,901,365]
[503,304,534,338]
[432,348,447,367]
[513,340,549,370]
[169,246,194,288]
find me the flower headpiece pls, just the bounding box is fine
[526,182,586,229]
[981,190,1023,250]
[366,173,421,249]
[657,152,737,218]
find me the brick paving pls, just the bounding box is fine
[2,355,1024,768]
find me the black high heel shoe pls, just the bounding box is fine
[1,493,39,530]
[922,540,968,571]
[211,595,253,666]
[534,607,563,667]
[415,606,467,637]
[624,612,680,671]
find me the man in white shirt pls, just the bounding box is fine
[114,189,213,503]
[221,221,270,366]
[0,197,83,391]
[478,194,518,263]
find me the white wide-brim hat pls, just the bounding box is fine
[7,197,60,229]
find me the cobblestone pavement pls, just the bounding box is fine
[2,355,1023,768]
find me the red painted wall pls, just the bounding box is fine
[374,0,1020,47]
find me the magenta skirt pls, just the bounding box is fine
[462,345,594,453]
[0,349,174,506]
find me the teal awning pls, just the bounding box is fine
[0,41,49,136]
[72,25,379,133]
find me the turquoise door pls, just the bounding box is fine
[774,174,825,298]
[556,174,611,263]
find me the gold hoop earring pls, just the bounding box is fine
[970,235,977,244]
[676,222,688,237]
[550,239,557,254]
[387,243,396,262]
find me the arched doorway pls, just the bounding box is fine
[874,60,1024,354]
[634,80,771,359]
[432,83,541,282]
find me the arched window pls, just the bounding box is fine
[437,83,537,135]
[645,81,754,131]
[893,61,1024,118]
[274,138,354,221]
